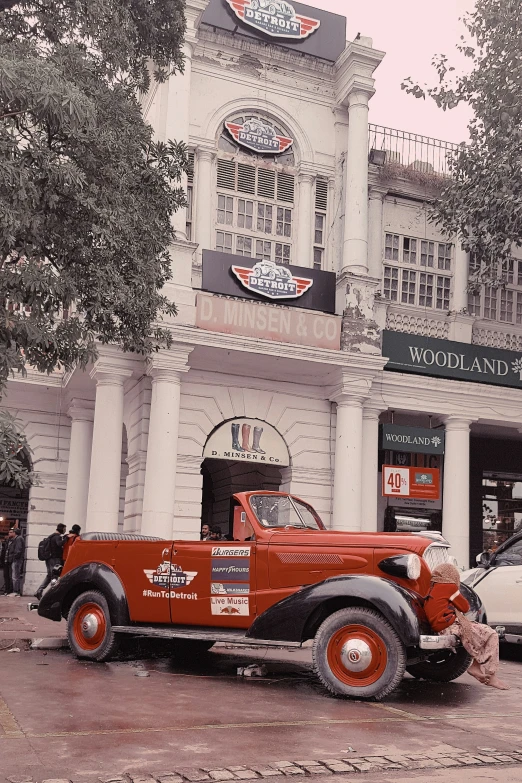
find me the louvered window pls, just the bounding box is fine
[215,156,295,265]
[313,178,328,270]
[277,172,294,204]
[186,151,195,240]
[217,159,236,190]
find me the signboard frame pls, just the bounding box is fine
[382,465,440,500]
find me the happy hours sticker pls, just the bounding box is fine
[211,595,250,616]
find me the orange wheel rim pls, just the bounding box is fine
[73,603,106,651]
[326,624,388,687]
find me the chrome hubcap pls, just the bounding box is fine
[340,638,372,672]
[81,613,99,639]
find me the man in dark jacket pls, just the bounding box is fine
[5,528,25,596]
[35,523,66,600]
[0,534,12,595]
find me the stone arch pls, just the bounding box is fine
[203,97,314,166]
[199,416,290,536]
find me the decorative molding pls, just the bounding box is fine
[67,398,95,422]
[386,308,450,340]
[146,345,194,380]
[472,323,522,351]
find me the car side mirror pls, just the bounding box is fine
[476,551,490,568]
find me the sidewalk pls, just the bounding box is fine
[0,593,67,649]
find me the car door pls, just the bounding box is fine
[168,540,256,629]
[113,540,173,624]
[472,538,522,630]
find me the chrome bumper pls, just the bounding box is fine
[419,634,458,650]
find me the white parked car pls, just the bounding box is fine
[462,531,522,644]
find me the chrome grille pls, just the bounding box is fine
[423,543,450,572]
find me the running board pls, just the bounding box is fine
[112,625,302,648]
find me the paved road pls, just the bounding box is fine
[1,639,522,783]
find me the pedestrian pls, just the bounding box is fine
[62,524,81,562]
[200,523,211,541]
[424,563,509,690]
[35,523,67,600]
[5,528,25,597]
[209,525,222,541]
[0,533,12,595]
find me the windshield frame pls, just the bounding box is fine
[249,494,325,530]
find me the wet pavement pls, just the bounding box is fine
[1,630,522,783]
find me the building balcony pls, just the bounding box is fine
[368,124,460,180]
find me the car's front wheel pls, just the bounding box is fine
[67,590,119,661]
[406,647,472,682]
[312,607,406,700]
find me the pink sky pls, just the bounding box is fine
[313,0,476,143]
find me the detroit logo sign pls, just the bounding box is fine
[231,260,313,300]
[224,0,320,39]
[225,118,293,155]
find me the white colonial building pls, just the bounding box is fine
[4,0,522,593]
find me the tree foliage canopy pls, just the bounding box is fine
[1,0,188,396]
[0,0,187,486]
[403,0,522,287]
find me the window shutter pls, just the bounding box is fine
[315,179,328,211]
[217,159,236,190]
[277,172,295,204]
[257,169,276,200]
[187,152,195,184]
[237,163,256,195]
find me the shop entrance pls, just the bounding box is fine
[0,450,31,593]
[200,417,291,539]
[200,458,282,539]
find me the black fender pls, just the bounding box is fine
[37,562,130,626]
[247,574,423,648]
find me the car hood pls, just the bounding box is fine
[462,567,483,586]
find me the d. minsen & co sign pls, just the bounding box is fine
[383,330,522,389]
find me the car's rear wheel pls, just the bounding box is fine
[406,647,472,682]
[312,607,406,700]
[67,590,119,662]
[171,639,215,659]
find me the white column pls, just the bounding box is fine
[195,148,214,256]
[86,366,132,533]
[332,397,364,530]
[63,400,94,530]
[453,244,470,312]
[296,172,314,268]
[442,417,473,569]
[367,187,386,280]
[141,352,191,539]
[361,406,382,531]
[342,90,371,275]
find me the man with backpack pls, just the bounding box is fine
[35,523,66,600]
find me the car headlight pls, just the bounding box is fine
[378,553,422,581]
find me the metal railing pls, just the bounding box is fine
[368,124,461,177]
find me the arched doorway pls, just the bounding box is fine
[0,449,31,593]
[200,418,290,539]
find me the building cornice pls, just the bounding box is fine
[374,369,522,424]
[167,322,387,373]
[196,26,336,77]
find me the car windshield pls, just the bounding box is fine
[249,495,323,530]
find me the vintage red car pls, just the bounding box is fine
[37,491,484,700]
